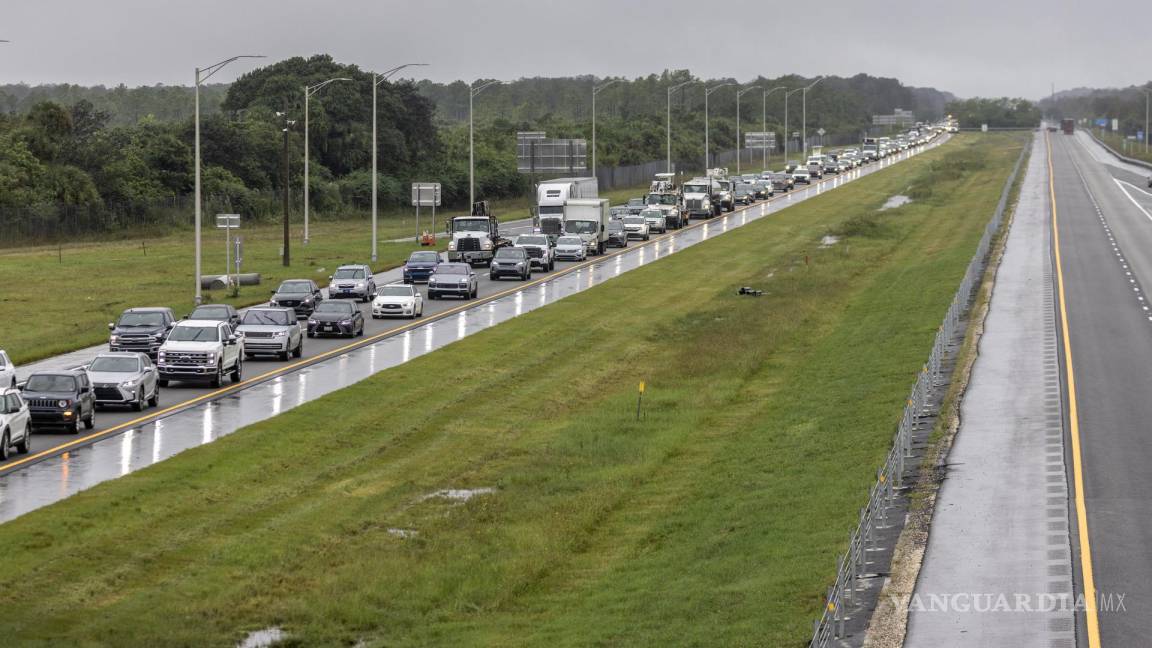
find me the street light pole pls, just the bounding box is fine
[1144,89,1150,154]
[303,77,350,246]
[762,86,787,171]
[469,79,503,207]
[801,76,825,156]
[276,107,296,267]
[193,55,263,305]
[784,88,802,164]
[666,81,692,174]
[735,85,761,174]
[370,63,427,263]
[592,79,620,178]
[704,83,734,171]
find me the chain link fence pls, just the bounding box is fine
[807,138,1029,648]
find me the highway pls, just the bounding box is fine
[1049,130,1152,646]
[0,142,937,522]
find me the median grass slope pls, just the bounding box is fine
[0,134,1025,646]
[0,184,645,366]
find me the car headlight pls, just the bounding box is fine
[158,351,167,360]
[459,279,468,285]
[448,240,458,251]
[339,319,352,325]
[109,334,119,343]
[308,319,317,325]
[206,352,217,362]
[355,282,365,288]
[516,262,524,267]
[272,330,288,338]
[57,400,69,408]
[303,297,313,304]
[481,240,493,250]
[121,379,138,388]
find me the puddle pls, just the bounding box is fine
[880,195,911,210]
[421,488,496,502]
[387,527,418,538]
[238,627,285,648]
[819,235,841,247]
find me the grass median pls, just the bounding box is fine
[0,184,646,366]
[0,134,1026,646]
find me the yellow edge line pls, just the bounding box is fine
[1047,130,1102,646]
[1,146,923,472]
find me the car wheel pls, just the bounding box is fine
[15,429,29,454]
[158,378,169,388]
[0,431,9,461]
[83,410,95,430]
[279,348,290,361]
[293,340,303,358]
[132,389,144,412]
[489,273,497,281]
[211,364,224,388]
[148,385,159,407]
[429,292,438,300]
[307,332,315,338]
[244,352,254,360]
[231,359,243,383]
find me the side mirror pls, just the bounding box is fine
[16,383,24,391]
[328,275,333,281]
[270,289,277,295]
[227,336,238,345]
[371,292,378,298]
[108,322,115,330]
[80,386,90,394]
[167,321,175,329]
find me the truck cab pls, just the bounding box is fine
[446,201,508,266]
[682,178,718,219]
[157,320,244,388]
[563,198,611,256]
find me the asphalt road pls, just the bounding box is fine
[0,140,939,521]
[1050,130,1152,645]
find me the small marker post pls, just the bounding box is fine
[636,381,646,421]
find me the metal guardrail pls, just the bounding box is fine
[807,137,1030,648]
[1083,129,1152,171]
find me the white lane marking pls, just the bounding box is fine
[1114,179,1152,224]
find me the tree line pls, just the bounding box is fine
[1040,84,1152,134]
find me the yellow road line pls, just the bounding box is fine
[1047,130,1102,646]
[1,144,928,473]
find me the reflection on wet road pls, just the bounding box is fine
[0,143,939,523]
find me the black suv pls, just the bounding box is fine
[22,369,96,434]
[108,307,176,359]
[489,247,532,281]
[187,303,242,329]
[271,279,324,318]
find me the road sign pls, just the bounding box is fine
[1095,118,1108,128]
[516,131,587,173]
[411,183,441,207]
[215,214,240,229]
[744,131,777,149]
[1112,118,1120,132]
[981,123,988,133]
[816,128,826,136]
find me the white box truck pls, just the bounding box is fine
[536,177,599,242]
[563,198,610,256]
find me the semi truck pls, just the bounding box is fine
[445,201,510,266]
[536,177,599,241]
[682,177,720,219]
[563,198,611,256]
[1061,119,1075,135]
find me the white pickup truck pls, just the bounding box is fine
[157,320,244,388]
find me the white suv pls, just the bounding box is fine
[157,320,244,387]
[0,388,31,459]
[0,350,14,388]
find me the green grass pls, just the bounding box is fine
[0,183,647,366]
[0,134,1026,646]
[1096,131,1152,165]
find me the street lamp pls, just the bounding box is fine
[784,88,803,164]
[762,86,787,171]
[705,83,734,170]
[666,81,692,174]
[193,55,264,305]
[1143,89,1150,154]
[276,109,296,267]
[735,85,761,174]
[371,63,427,263]
[592,79,620,178]
[469,79,503,207]
[303,77,351,245]
[801,76,825,156]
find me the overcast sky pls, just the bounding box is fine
[3,0,1148,99]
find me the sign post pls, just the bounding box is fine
[411,183,442,241]
[216,214,240,292]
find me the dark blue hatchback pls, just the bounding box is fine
[402,251,441,283]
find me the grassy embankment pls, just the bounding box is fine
[0,134,1025,646]
[0,184,645,365]
[1096,130,1152,165]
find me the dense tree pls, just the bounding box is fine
[944,98,1041,128]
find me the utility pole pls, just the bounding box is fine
[278,104,295,267]
[801,76,825,157]
[469,79,503,207]
[784,88,803,164]
[303,77,350,245]
[735,85,761,174]
[371,63,427,263]
[704,83,733,171]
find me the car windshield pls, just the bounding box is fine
[517,236,548,246]
[627,198,644,206]
[89,356,140,373]
[641,210,663,219]
[118,312,166,327]
[190,306,230,320]
[624,217,645,225]
[557,237,583,245]
[408,251,439,263]
[495,249,524,259]
[453,218,489,232]
[608,222,624,232]
[25,375,76,392]
[565,220,597,234]
[683,183,708,194]
[333,268,365,280]
[169,325,220,342]
[315,302,354,314]
[436,264,468,275]
[377,286,414,297]
[242,310,291,326]
[279,281,312,293]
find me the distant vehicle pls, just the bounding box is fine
[822,159,840,175]
[564,198,611,256]
[626,197,647,215]
[641,208,667,233]
[554,235,587,261]
[371,284,424,319]
[784,160,801,173]
[711,177,735,212]
[1061,119,1075,135]
[606,221,629,248]
[158,320,243,387]
[271,279,324,318]
[650,172,677,193]
[682,178,719,219]
[0,350,15,388]
[236,307,303,360]
[307,301,365,338]
[792,168,812,184]
[328,264,376,302]
[751,179,774,200]
[186,303,241,330]
[766,172,793,192]
[108,307,176,359]
[0,387,31,458]
[623,215,651,240]
[733,183,756,205]
[514,234,555,271]
[609,206,630,221]
[446,201,510,266]
[647,191,686,229]
[22,369,95,433]
[87,352,159,411]
[428,263,479,300]
[490,247,533,281]
[402,250,441,284]
[536,177,599,240]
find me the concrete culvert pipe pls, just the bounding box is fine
[199,274,262,290]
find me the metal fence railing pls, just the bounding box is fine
[807,136,1030,648]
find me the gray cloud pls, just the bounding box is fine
[3,0,1149,99]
